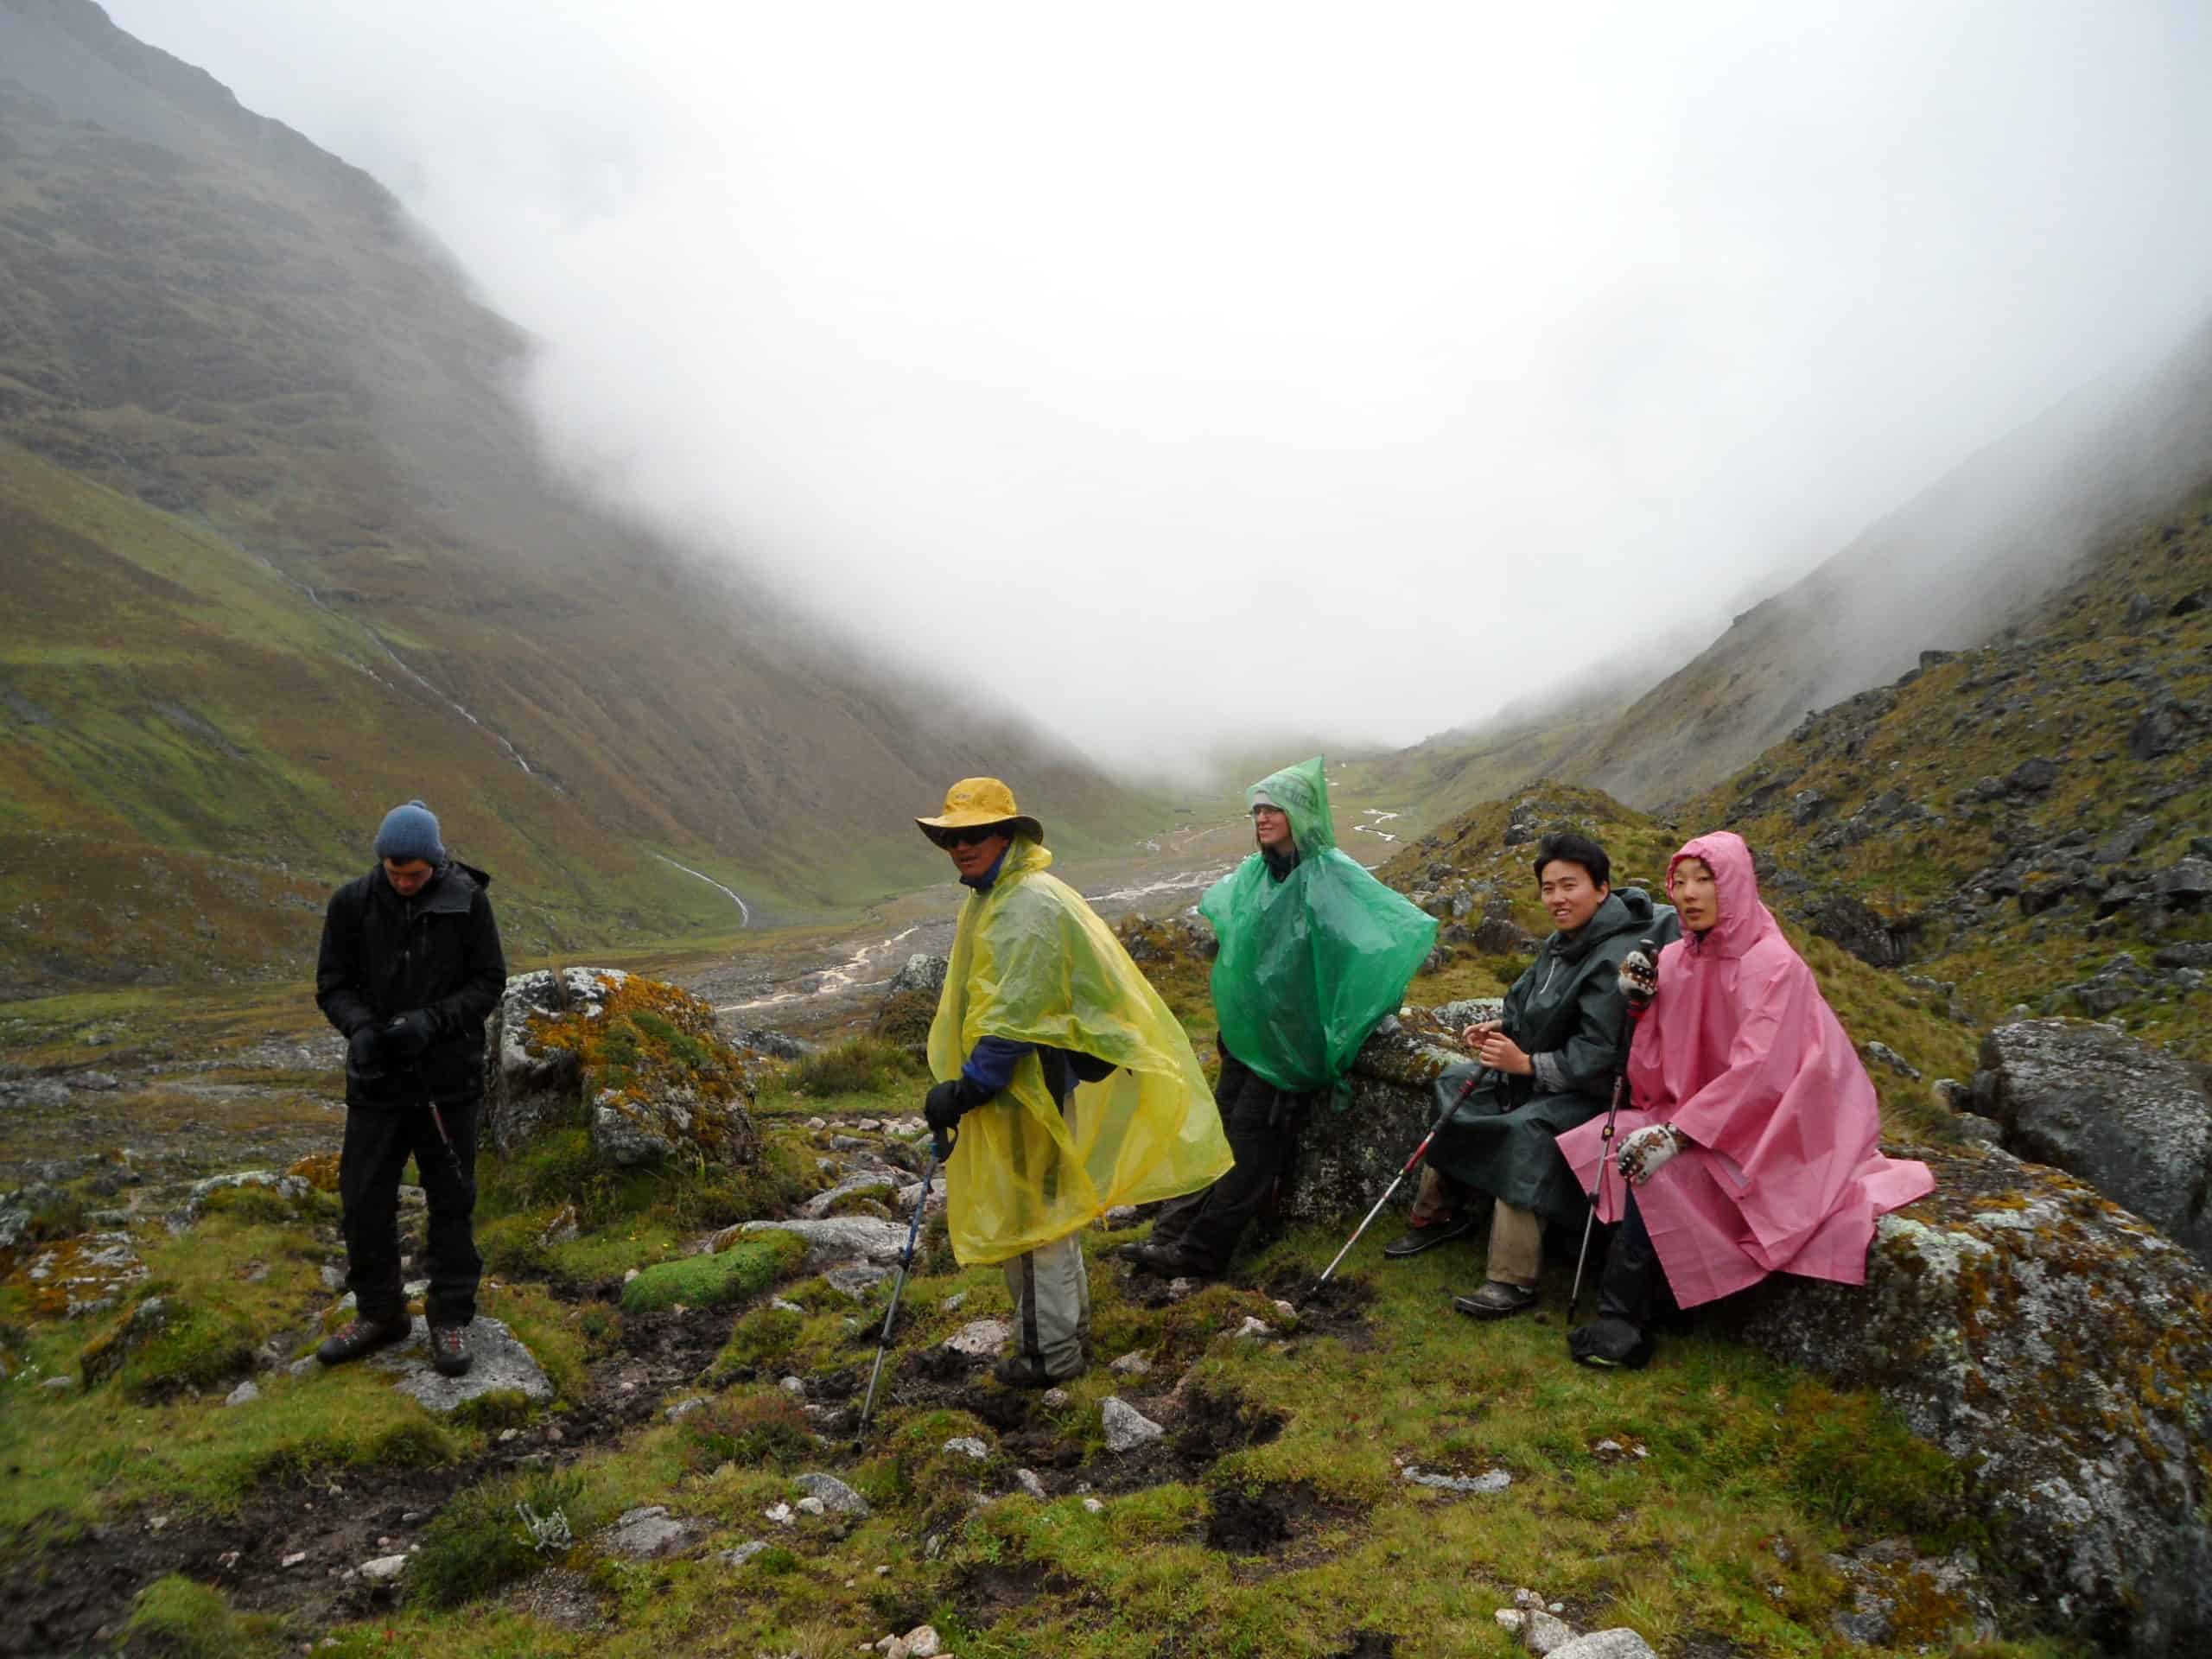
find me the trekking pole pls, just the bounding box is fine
[856,1126,948,1437]
[1568,940,1656,1324]
[425,1099,472,1197]
[1310,1063,1492,1295]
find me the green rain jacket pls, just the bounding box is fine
[1198,758,1438,1096]
[1427,886,1679,1220]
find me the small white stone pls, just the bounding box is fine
[942,1292,966,1312]
[1015,1469,1047,1499]
[944,1436,988,1460]
[1109,1351,1152,1376]
[623,1268,640,1282]
[780,1375,807,1395]
[765,1503,795,1526]
[359,1554,408,1583]
[225,1380,260,1408]
[1100,1395,1165,1452]
[282,1551,308,1568]
[1232,1316,1270,1339]
[1040,1387,1072,1408]
[1272,1300,1297,1319]
[772,1298,804,1313]
[1496,1610,1526,1632]
[1082,1497,1104,1514]
[903,1626,942,1659]
[796,1496,827,1516]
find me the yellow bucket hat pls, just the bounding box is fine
[917,777,1045,847]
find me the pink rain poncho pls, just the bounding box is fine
[1556,831,1933,1307]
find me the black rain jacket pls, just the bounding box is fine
[315,861,506,1107]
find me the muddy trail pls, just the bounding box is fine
[0,1296,733,1656]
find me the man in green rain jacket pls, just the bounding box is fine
[1390,832,1678,1319]
[1128,758,1436,1280]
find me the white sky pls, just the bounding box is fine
[106,1,2212,774]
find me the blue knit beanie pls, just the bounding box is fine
[373,799,446,865]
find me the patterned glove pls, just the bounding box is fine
[1619,948,1659,1016]
[1618,1123,1682,1186]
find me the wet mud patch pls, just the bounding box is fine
[951,1558,1080,1624]
[1090,1384,1286,1495]
[0,1462,489,1659]
[1204,1480,1365,1574]
[3,1300,733,1655]
[1329,1631,1398,1659]
[1265,1269,1377,1346]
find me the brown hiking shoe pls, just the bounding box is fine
[315,1315,411,1365]
[429,1322,473,1377]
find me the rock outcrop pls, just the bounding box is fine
[1719,1147,2210,1656]
[1967,1017,2211,1263]
[486,968,760,1169]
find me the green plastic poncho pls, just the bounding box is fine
[1198,757,1438,1095]
[928,837,1234,1266]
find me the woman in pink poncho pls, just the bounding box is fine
[1555,830,1934,1369]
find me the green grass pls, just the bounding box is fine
[620,1232,808,1313]
[125,1574,288,1657]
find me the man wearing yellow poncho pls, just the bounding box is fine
[917,779,1233,1388]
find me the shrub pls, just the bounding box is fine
[676,1387,814,1473]
[717,1303,804,1374]
[620,1231,807,1313]
[786,1034,927,1097]
[410,1468,584,1610]
[125,1575,284,1656]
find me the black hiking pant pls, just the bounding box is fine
[1596,1192,1669,1330]
[339,1096,481,1328]
[1151,1053,1309,1275]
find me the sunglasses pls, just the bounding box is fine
[938,826,1002,848]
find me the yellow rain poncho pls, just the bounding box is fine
[928,837,1233,1265]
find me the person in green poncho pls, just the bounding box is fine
[1124,757,1437,1281]
[1387,831,1678,1319]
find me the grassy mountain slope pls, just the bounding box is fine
[1687,490,2212,1060]
[0,1,1160,995]
[1562,317,2212,809]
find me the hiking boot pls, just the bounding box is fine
[429,1322,473,1377]
[1568,1317,1654,1370]
[1452,1281,1539,1320]
[1382,1212,1479,1259]
[1122,1242,1211,1280]
[315,1315,411,1366]
[993,1353,1077,1390]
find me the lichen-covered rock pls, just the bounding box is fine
[884,953,949,1001]
[185,1170,311,1220]
[727,1216,910,1268]
[1968,1018,2211,1263]
[486,967,760,1169]
[1722,1147,2212,1656]
[15,1232,147,1320]
[1289,1012,1476,1224]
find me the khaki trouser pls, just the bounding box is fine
[1003,1230,1091,1380]
[1409,1166,1541,1287]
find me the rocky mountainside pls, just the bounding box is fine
[0,0,1158,995]
[1562,316,2212,809]
[1689,486,2212,1061]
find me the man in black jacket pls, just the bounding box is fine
[314,800,505,1376]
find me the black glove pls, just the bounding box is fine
[924,1075,989,1139]
[382,1008,436,1062]
[346,1025,383,1073]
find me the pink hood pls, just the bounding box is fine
[1557,830,1934,1306]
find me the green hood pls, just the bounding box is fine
[1247,756,1335,854]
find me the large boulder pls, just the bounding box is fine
[1289,1013,1484,1224]
[1722,1147,2212,1657]
[1967,1018,2211,1263]
[486,968,760,1168]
